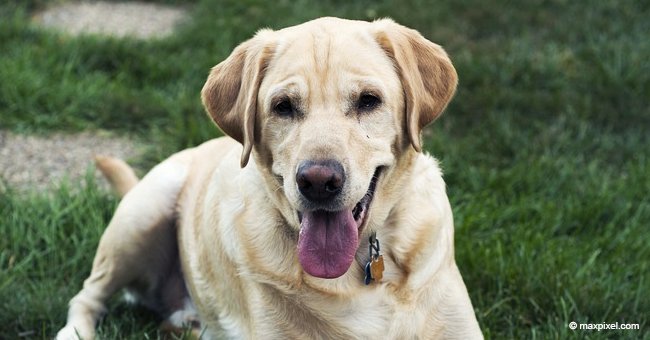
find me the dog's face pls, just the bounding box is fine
[202,17,457,279]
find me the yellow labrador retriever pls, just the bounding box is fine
[57,17,482,339]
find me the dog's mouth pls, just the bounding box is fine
[297,167,382,279]
[352,167,381,227]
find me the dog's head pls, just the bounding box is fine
[202,17,457,280]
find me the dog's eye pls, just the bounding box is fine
[273,99,294,117]
[358,94,381,111]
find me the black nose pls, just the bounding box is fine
[296,160,345,202]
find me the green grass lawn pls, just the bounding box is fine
[1,0,649,339]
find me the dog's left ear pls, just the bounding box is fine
[201,29,275,167]
[373,19,458,152]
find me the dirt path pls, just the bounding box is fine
[0,131,143,191]
[1,2,188,191]
[32,1,188,39]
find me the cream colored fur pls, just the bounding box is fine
[57,17,482,340]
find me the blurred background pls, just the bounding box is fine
[1,0,648,339]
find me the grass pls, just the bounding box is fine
[1,0,649,338]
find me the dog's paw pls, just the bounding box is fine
[55,325,93,340]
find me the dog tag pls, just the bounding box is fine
[364,231,384,285]
[364,262,373,285]
[370,255,384,281]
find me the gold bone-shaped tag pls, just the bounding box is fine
[370,255,384,281]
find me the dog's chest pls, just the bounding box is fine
[336,289,429,338]
[254,284,429,339]
[330,290,395,334]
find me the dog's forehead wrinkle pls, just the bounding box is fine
[310,30,332,77]
[273,24,380,71]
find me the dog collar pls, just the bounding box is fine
[364,231,384,285]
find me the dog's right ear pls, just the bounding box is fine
[201,30,275,167]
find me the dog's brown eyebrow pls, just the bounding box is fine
[269,87,302,105]
[343,80,385,113]
[268,80,304,100]
[350,79,385,96]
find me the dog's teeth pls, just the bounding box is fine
[353,202,363,220]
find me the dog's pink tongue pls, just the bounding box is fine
[297,210,359,279]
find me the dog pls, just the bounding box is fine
[56,17,482,339]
